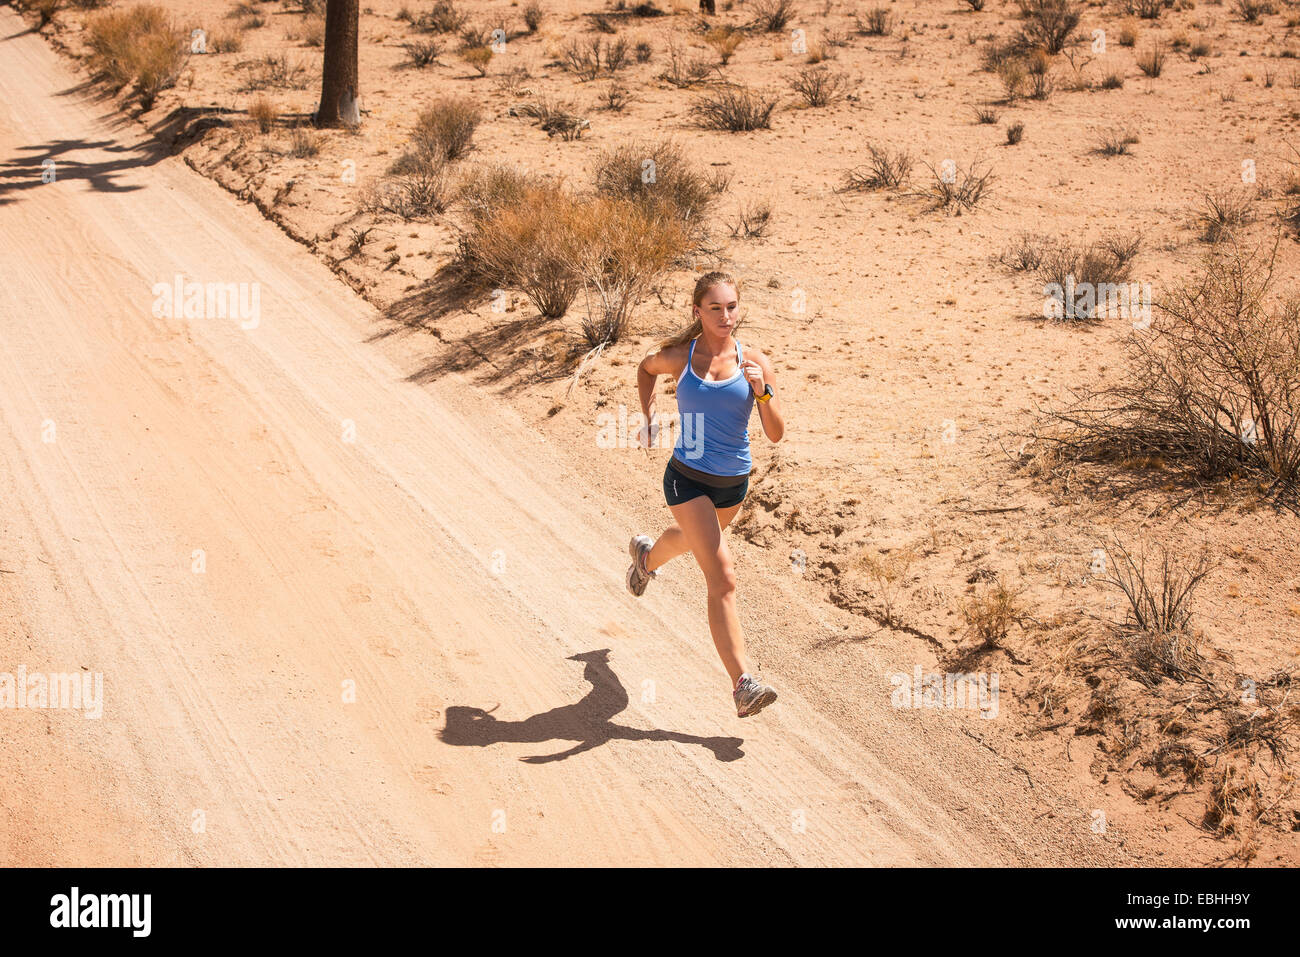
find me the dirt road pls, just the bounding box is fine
[0,9,1121,866]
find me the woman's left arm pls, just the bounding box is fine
[742,350,784,443]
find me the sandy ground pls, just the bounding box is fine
[1,0,1298,865]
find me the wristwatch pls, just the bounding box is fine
[756,383,774,404]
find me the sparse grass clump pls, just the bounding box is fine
[960,576,1027,651]
[917,158,996,212]
[86,4,188,109]
[689,84,779,131]
[1137,42,1166,77]
[1006,120,1025,144]
[1100,536,1214,657]
[362,153,455,220]
[1095,127,1140,155]
[523,0,545,32]
[1197,188,1255,243]
[705,25,745,65]
[248,95,278,133]
[289,126,321,158]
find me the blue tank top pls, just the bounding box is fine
[671,337,754,476]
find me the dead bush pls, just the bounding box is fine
[842,143,913,190]
[410,96,482,161]
[689,84,779,131]
[1040,237,1300,507]
[788,65,851,107]
[86,4,188,109]
[592,136,724,240]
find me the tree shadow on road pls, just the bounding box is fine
[440,649,744,763]
[0,136,161,204]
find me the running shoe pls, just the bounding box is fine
[733,674,778,718]
[626,534,656,597]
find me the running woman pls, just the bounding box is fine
[626,271,785,718]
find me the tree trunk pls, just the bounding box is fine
[316,0,360,128]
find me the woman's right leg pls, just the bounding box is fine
[645,502,741,573]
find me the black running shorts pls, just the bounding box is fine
[663,457,749,509]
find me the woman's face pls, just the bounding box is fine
[694,283,740,335]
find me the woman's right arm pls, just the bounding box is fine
[637,347,678,444]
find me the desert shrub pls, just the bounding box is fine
[917,158,995,211]
[208,27,245,53]
[237,53,310,90]
[410,96,481,161]
[1100,535,1214,646]
[86,4,188,108]
[1101,69,1124,88]
[1035,236,1139,318]
[659,36,713,87]
[1015,0,1081,54]
[592,136,724,239]
[999,232,1048,271]
[732,198,773,239]
[998,58,1027,99]
[965,0,986,9]
[523,0,544,32]
[1006,120,1025,143]
[980,37,1019,72]
[1041,238,1300,507]
[750,0,797,32]
[859,6,893,35]
[1025,48,1054,98]
[362,152,455,220]
[561,35,628,80]
[455,183,684,337]
[788,65,851,106]
[1198,188,1255,243]
[842,143,913,190]
[1127,0,1172,18]
[974,106,998,123]
[690,84,778,131]
[1137,41,1166,76]
[420,0,468,33]
[404,38,442,67]
[1232,0,1276,22]
[1118,21,1139,45]
[289,126,321,157]
[462,45,492,76]
[507,94,591,139]
[599,80,631,110]
[568,199,688,346]
[960,576,1027,650]
[300,11,325,46]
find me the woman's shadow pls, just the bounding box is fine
[440,649,744,763]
